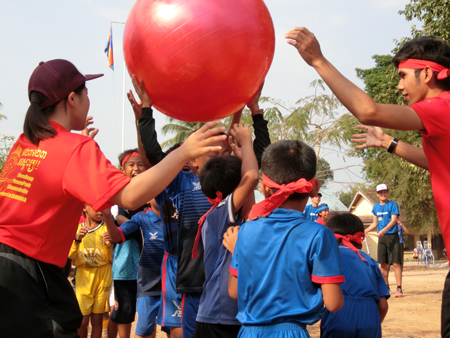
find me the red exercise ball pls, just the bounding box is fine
[123,0,275,122]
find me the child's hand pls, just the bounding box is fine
[101,208,111,221]
[285,27,325,67]
[223,226,240,254]
[131,75,152,108]
[181,121,227,160]
[228,135,243,160]
[81,116,99,139]
[76,226,88,241]
[127,90,143,120]
[230,124,252,148]
[102,232,112,246]
[247,82,264,113]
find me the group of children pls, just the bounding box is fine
[2,22,450,338]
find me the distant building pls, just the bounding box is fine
[348,190,445,261]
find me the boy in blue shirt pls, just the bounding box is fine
[224,140,344,338]
[106,200,165,338]
[193,123,259,338]
[303,192,322,221]
[365,184,402,297]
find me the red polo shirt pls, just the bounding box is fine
[412,91,450,262]
[0,122,130,267]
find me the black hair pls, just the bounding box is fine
[261,140,316,201]
[199,155,242,200]
[326,212,364,248]
[24,83,86,146]
[166,143,181,154]
[393,36,450,91]
[118,148,140,167]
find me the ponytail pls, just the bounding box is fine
[24,91,57,146]
[24,83,86,146]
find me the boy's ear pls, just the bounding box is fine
[309,179,320,198]
[189,158,199,169]
[260,181,274,199]
[119,166,124,172]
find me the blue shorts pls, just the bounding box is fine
[136,296,160,336]
[182,292,202,338]
[238,323,309,338]
[321,296,381,338]
[156,253,182,328]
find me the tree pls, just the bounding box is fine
[338,184,371,208]
[0,134,15,173]
[160,118,205,149]
[316,158,334,187]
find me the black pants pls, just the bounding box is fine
[442,270,450,338]
[0,243,82,338]
[194,321,242,338]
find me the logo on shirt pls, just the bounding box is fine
[172,208,179,219]
[376,212,389,216]
[149,232,158,240]
[378,217,383,221]
[172,301,182,317]
[192,182,201,191]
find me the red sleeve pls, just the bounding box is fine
[229,265,238,277]
[311,275,345,284]
[411,96,450,137]
[63,140,131,211]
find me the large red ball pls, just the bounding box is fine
[124,0,275,122]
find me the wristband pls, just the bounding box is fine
[387,138,399,153]
[74,235,82,243]
[251,108,264,117]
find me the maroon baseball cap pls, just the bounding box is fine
[28,59,103,109]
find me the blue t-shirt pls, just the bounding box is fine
[197,194,242,325]
[119,210,164,297]
[304,204,319,222]
[166,170,211,293]
[398,226,404,244]
[155,190,179,256]
[230,209,344,326]
[112,207,142,280]
[372,201,400,234]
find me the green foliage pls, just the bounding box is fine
[353,54,439,234]
[0,135,15,173]
[338,183,371,208]
[399,0,450,43]
[316,158,334,187]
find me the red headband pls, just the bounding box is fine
[335,232,366,262]
[121,152,140,167]
[248,174,315,221]
[192,192,223,259]
[399,59,450,80]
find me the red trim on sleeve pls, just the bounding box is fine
[229,265,238,277]
[311,275,345,284]
[118,228,126,244]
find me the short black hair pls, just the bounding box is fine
[166,143,181,154]
[199,155,242,200]
[393,36,450,91]
[118,148,139,167]
[261,140,316,201]
[326,212,364,248]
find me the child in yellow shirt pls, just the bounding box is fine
[69,204,113,338]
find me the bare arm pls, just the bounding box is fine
[365,215,379,234]
[352,125,429,170]
[321,283,344,312]
[229,124,259,219]
[285,27,424,131]
[378,297,389,323]
[102,208,123,243]
[109,122,227,210]
[398,220,409,233]
[228,274,238,300]
[378,215,399,237]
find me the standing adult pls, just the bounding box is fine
[364,184,402,297]
[304,192,322,221]
[0,59,225,338]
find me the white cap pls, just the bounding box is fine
[376,184,388,192]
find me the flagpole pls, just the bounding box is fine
[109,21,126,153]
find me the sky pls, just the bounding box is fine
[0,0,419,193]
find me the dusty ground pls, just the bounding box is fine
[118,268,447,338]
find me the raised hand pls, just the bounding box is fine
[102,232,112,246]
[131,75,152,108]
[351,125,386,149]
[228,134,242,160]
[223,226,240,254]
[230,123,252,148]
[285,27,325,67]
[81,116,99,139]
[181,121,227,160]
[127,89,143,120]
[76,225,88,241]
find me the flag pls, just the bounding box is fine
[104,28,114,70]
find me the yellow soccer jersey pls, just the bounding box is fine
[69,222,113,268]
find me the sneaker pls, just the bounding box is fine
[395,288,403,298]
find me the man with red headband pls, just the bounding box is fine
[285,29,450,338]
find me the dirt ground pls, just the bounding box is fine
[148,269,447,338]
